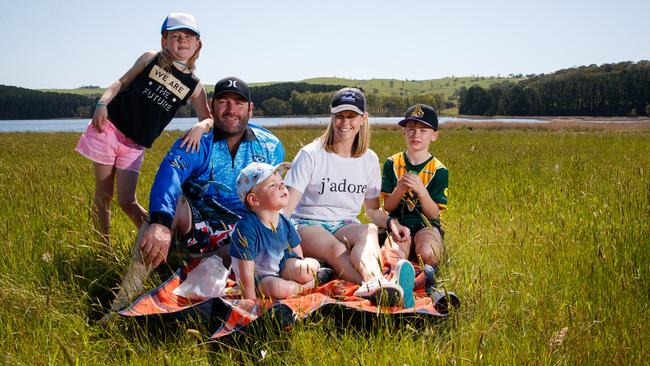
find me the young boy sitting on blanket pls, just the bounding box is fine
[382,104,448,296]
[231,162,332,300]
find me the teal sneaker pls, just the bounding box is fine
[395,259,415,308]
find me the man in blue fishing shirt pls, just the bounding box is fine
[102,77,284,320]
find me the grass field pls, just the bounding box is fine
[1,125,648,364]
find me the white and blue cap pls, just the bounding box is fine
[161,12,200,36]
[331,87,366,115]
[236,162,291,203]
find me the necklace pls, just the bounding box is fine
[174,60,188,68]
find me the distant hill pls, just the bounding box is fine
[299,76,524,99]
[40,76,523,100]
[40,87,104,97]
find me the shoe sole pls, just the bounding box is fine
[396,260,415,308]
[371,286,403,307]
[431,290,460,315]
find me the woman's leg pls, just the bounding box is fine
[299,226,364,284]
[115,168,148,229]
[335,223,383,282]
[93,163,116,239]
[384,233,412,271]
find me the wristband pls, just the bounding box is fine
[96,101,108,107]
[386,217,395,233]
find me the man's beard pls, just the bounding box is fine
[215,113,249,137]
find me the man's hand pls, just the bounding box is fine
[139,223,172,268]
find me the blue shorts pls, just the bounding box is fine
[293,217,357,235]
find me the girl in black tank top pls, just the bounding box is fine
[74,12,214,241]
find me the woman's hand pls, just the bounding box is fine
[388,220,411,246]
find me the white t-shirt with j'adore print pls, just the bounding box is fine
[284,140,381,222]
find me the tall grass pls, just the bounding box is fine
[0,127,648,364]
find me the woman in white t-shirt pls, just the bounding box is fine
[284,88,412,305]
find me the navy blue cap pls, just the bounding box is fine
[331,87,366,115]
[398,104,439,130]
[213,77,251,102]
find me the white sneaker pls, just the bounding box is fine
[354,277,403,306]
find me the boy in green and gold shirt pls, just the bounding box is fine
[381,104,448,270]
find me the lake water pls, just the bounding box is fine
[0,116,546,132]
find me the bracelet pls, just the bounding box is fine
[386,217,395,233]
[96,101,108,107]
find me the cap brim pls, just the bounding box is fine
[253,162,290,190]
[331,105,364,115]
[398,117,436,129]
[164,26,200,36]
[274,162,291,176]
[213,90,250,102]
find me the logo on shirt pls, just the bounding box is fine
[252,155,267,163]
[318,178,367,195]
[148,65,191,99]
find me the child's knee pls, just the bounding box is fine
[302,257,320,272]
[295,258,320,283]
[417,242,443,266]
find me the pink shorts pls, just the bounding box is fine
[75,119,145,172]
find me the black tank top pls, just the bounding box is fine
[108,55,199,148]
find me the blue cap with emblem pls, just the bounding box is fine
[330,87,366,115]
[398,104,439,130]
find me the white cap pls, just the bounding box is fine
[161,12,200,36]
[236,162,291,203]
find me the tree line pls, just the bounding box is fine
[458,61,650,117]
[0,85,93,119]
[0,82,446,120]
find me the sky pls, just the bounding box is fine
[1,0,648,89]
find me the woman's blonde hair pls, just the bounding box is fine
[158,31,202,72]
[318,112,370,158]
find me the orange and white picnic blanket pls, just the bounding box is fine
[119,247,454,339]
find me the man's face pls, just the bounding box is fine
[211,93,253,136]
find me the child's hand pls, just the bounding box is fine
[400,173,427,197]
[180,120,210,153]
[396,175,412,195]
[91,105,108,133]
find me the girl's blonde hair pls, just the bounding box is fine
[158,31,202,72]
[318,112,370,158]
